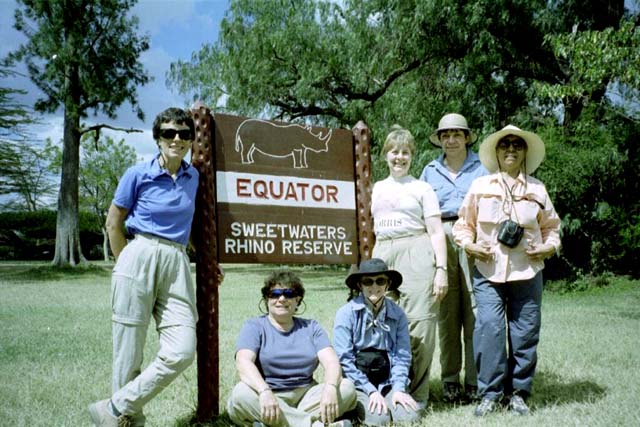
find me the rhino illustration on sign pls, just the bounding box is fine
[235,119,333,168]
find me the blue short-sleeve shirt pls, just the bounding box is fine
[113,157,199,245]
[236,315,331,390]
[420,150,487,217]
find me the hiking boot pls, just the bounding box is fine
[442,382,464,403]
[464,384,480,403]
[474,397,499,417]
[88,399,133,427]
[508,393,530,415]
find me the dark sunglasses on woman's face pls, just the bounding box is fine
[267,288,297,299]
[497,138,526,151]
[160,128,193,141]
[360,277,389,287]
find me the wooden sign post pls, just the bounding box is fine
[190,105,373,421]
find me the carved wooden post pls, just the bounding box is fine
[352,121,375,264]
[190,103,220,420]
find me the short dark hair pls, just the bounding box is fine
[261,270,305,301]
[437,128,470,140]
[152,108,195,141]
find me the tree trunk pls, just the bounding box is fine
[52,67,86,267]
[102,225,110,262]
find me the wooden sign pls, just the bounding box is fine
[190,105,373,421]
[213,113,358,264]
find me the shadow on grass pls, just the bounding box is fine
[423,372,607,414]
[0,263,111,282]
[175,412,235,427]
[532,371,607,407]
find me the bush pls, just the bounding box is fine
[0,210,104,260]
[535,118,640,279]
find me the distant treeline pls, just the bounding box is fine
[0,210,103,261]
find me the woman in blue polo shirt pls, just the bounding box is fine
[89,107,200,427]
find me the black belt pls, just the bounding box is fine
[441,216,459,222]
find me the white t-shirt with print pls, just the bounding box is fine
[372,175,441,240]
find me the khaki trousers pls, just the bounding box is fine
[373,233,438,403]
[110,234,197,416]
[438,221,477,386]
[226,379,357,427]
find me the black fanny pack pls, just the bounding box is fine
[355,348,390,387]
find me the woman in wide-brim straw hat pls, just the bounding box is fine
[420,113,487,404]
[452,125,562,417]
[333,259,421,426]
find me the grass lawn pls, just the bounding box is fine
[0,262,639,426]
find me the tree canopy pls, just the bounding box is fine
[169,0,636,138]
[0,66,53,211]
[169,0,640,278]
[5,0,150,266]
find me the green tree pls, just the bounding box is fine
[0,67,32,138]
[534,17,640,125]
[0,67,55,211]
[0,139,57,211]
[5,0,150,266]
[168,0,640,277]
[47,134,138,260]
[168,0,632,144]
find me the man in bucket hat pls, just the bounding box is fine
[420,113,487,404]
[333,259,422,426]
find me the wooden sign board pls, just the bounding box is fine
[213,113,358,264]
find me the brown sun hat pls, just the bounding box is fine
[345,258,402,292]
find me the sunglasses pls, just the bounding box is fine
[360,277,389,287]
[160,128,193,141]
[497,139,526,151]
[267,288,298,299]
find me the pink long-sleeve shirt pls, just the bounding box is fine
[452,172,561,283]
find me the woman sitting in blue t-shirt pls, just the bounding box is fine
[227,271,356,427]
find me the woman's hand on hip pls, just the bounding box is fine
[259,389,282,425]
[465,242,494,263]
[319,383,339,424]
[368,390,388,415]
[433,269,448,302]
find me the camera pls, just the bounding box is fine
[497,219,524,248]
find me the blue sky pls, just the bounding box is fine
[1,0,230,160]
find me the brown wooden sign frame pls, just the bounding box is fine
[189,104,374,421]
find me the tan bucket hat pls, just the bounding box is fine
[479,125,546,174]
[429,113,478,147]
